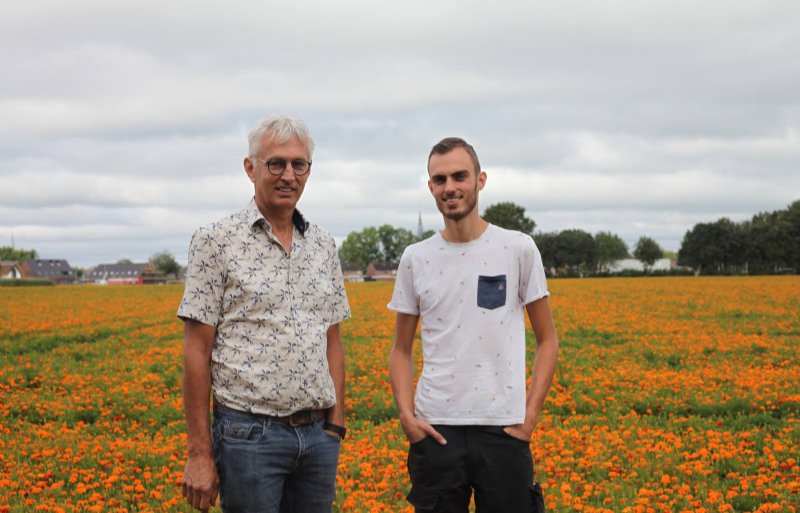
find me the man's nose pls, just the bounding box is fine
[279,165,296,182]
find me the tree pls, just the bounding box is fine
[339,227,384,271]
[482,202,536,236]
[558,229,598,275]
[679,218,746,274]
[634,236,663,271]
[0,246,37,263]
[117,258,133,265]
[377,225,417,264]
[149,251,181,278]
[533,232,560,274]
[594,231,629,272]
[340,224,424,270]
[779,200,800,272]
[534,229,597,276]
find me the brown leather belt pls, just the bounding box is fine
[214,403,326,427]
[274,409,326,426]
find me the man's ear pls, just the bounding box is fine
[477,170,487,191]
[244,157,256,183]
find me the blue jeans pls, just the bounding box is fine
[213,405,341,513]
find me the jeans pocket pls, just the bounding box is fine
[322,427,343,443]
[477,274,507,309]
[221,420,265,443]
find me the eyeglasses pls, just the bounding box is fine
[253,157,312,176]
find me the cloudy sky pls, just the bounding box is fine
[2,0,798,267]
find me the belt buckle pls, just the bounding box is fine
[289,410,310,427]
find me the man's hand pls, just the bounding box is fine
[503,421,535,443]
[181,454,219,512]
[400,414,447,445]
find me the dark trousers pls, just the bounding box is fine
[406,425,540,513]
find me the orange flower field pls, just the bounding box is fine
[1,276,798,512]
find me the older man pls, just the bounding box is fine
[178,115,350,513]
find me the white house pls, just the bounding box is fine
[607,258,673,272]
[1,261,22,279]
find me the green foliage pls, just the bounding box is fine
[339,224,417,271]
[0,246,38,262]
[633,236,663,270]
[595,231,629,271]
[482,201,536,235]
[149,250,181,277]
[535,229,597,275]
[377,225,417,264]
[678,218,744,273]
[0,279,55,287]
[678,200,800,275]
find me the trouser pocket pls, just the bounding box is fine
[530,481,546,513]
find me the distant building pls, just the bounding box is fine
[366,262,398,281]
[341,263,365,282]
[85,262,166,285]
[607,258,673,272]
[21,259,77,284]
[0,261,22,279]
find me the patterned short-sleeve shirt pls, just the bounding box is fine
[177,198,351,416]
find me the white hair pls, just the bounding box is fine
[247,114,315,158]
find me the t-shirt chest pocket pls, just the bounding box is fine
[477,274,507,310]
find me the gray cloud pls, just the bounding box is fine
[2,0,799,266]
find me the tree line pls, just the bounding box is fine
[339,202,666,276]
[677,200,800,275]
[340,199,799,277]
[7,199,798,279]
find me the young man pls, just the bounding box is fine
[388,137,559,512]
[178,115,350,512]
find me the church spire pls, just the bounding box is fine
[417,211,424,239]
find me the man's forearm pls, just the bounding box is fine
[183,319,216,457]
[184,349,213,456]
[525,335,559,424]
[389,347,416,421]
[326,324,346,426]
[524,298,559,428]
[389,313,421,422]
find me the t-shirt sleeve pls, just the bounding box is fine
[177,226,225,326]
[519,235,550,305]
[387,249,419,315]
[328,236,352,325]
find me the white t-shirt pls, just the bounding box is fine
[388,224,550,425]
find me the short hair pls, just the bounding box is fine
[428,137,481,174]
[248,114,315,158]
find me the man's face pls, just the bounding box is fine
[428,147,486,221]
[245,135,310,214]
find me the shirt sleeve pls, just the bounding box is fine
[387,248,419,315]
[518,235,550,305]
[177,225,225,326]
[328,236,352,325]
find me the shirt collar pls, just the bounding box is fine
[245,197,309,236]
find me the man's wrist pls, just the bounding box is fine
[323,420,347,440]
